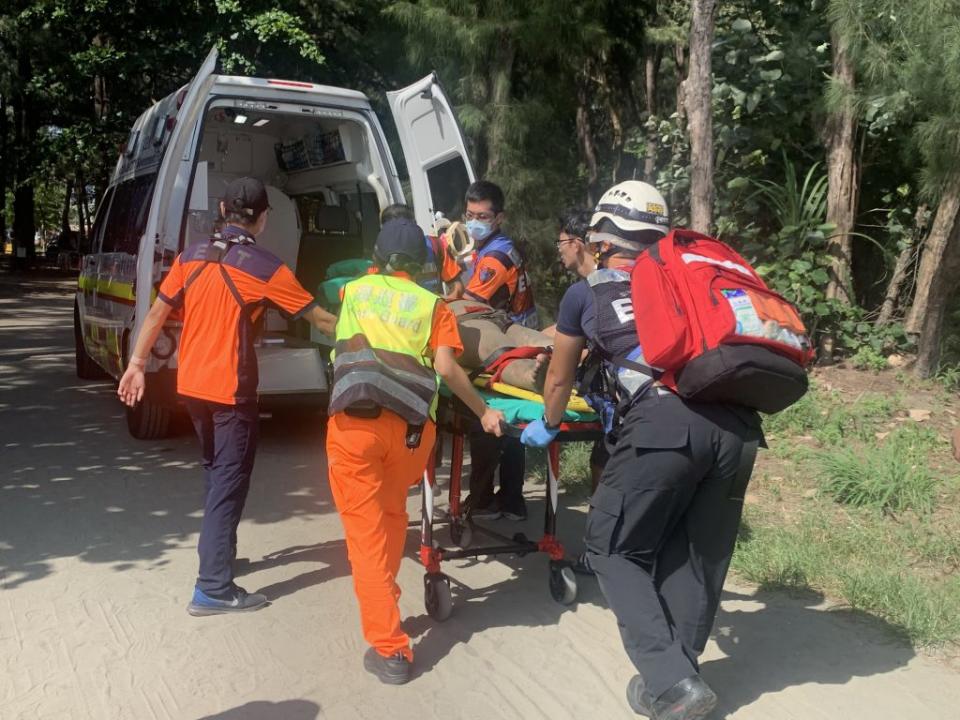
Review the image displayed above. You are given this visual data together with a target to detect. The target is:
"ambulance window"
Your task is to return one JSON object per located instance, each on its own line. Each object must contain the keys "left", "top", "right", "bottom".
{"left": 426, "top": 157, "right": 470, "bottom": 223}
{"left": 90, "top": 187, "right": 115, "bottom": 254}
{"left": 101, "top": 174, "right": 157, "bottom": 255}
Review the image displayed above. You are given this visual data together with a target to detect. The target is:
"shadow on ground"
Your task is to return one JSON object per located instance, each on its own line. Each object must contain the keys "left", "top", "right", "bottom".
{"left": 196, "top": 700, "right": 321, "bottom": 719}
{"left": 0, "top": 275, "right": 335, "bottom": 590}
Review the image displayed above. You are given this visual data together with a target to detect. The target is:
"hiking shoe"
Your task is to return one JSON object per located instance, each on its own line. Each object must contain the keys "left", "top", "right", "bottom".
{"left": 571, "top": 551, "right": 596, "bottom": 576}
{"left": 500, "top": 507, "right": 527, "bottom": 521}
{"left": 187, "top": 586, "right": 268, "bottom": 617}
{"left": 363, "top": 647, "right": 412, "bottom": 685}
{"left": 628, "top": 674, "right": 717, "bottom": 720}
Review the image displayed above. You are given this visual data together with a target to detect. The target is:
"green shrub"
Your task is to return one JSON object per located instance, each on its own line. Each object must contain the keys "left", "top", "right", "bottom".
{"left": 850, "top": 345, "right": 888, "bottom": 371}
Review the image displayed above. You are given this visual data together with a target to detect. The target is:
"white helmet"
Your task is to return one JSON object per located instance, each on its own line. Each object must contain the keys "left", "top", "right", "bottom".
{"left": 589, "top": 181, "right": 669, "bottom": 250}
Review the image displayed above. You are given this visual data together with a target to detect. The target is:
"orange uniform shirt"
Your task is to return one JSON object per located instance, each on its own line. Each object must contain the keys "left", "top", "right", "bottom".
{"left": 437, "top": 241, "right": 462, "bottom": 284}
{"left": 158, "top": 230, "right": 316, "bottom": 404}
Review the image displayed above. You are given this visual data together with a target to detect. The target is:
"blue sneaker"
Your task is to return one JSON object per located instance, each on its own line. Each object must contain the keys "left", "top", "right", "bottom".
{"left": 187, "top": 585, "right": 268, "bottom": 617}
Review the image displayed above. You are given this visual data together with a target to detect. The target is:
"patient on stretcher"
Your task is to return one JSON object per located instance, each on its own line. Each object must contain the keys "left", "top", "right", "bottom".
{"left": 447, "top": 300, "right": 552, "bottom": 393}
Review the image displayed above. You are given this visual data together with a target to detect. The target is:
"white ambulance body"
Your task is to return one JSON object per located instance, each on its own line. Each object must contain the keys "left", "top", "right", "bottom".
{"left": 75, "top": 48, "right": 475, "bottom": 438}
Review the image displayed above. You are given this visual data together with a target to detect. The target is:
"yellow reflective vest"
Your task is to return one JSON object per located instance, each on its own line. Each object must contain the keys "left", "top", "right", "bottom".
{"left": 329, "top": 273, "right": 440, "bottom": 425}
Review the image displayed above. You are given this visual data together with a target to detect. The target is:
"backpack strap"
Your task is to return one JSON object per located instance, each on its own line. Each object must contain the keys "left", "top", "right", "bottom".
{"left": 182, "top": 240, "right": 245, "bottom": 309}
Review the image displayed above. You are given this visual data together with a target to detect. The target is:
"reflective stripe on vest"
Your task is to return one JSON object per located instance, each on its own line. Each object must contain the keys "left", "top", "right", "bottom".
{"left": 587, "top": 268, "right": 654, "bottom": 400}
{"left": 330, "top": 274, "right": 439, "bottom": 424}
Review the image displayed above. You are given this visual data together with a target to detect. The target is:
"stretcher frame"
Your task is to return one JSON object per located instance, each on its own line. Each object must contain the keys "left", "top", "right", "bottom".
{"left": 417, "top": 394, "right": 603, "bottom": 621}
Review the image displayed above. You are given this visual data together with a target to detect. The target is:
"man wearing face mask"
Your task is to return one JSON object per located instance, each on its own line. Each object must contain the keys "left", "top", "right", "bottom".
{"left": 459, "top": 180, "right": 538, "bottom": 521}
{"left": 460, "top": 180, "right": 538, "bottom": 329}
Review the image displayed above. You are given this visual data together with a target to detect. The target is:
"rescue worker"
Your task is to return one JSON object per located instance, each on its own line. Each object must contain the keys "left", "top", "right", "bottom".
{"left": 326, "top": 217, "right": 504, "bottom": 685}
{"left": 460, "top": 180, "right": 536, "bottom": 521}
{"left": 549, "top": 208, "right": 608, "bottom": 496}
{"left": 521, "top": 181, "right": 764, "bottom": 720}
{"left": 118, "top": 177, "right": 338, "bottom": 616}
{"left": 379, "top": 203, "right": 464, "bottom": 299}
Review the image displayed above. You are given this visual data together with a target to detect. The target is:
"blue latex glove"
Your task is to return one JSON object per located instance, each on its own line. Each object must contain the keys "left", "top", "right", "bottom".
{"left": 521, "top": 418, "right": 560, "bottom": 447}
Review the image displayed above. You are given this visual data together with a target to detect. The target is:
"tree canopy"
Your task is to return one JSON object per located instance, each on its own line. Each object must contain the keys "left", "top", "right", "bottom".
{"left": 4, "top": 0, "right": 960, "bottom": 377}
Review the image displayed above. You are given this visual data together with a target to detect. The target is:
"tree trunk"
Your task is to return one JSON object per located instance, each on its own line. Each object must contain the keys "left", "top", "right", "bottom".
{"left": 817, "top": 29, "right": 861, "bottom": 360}
{"left": 876, "top": 204, "right": 927, "bottom": 327}
{"left": 11, "top": 48, "right": 36, "bottom": 268}
{"left": 575, "top": 74, "right": 600, "bottom": 207}
{"left": 0, "top": 93, "right": 7, "bottom": 248}
{"left": 644, "top": 46, "right": 662, "bottom": 182}
{"left": 674, "top": 42, "right": 687, "bottom": 128}
{"left": 907, "top": 177, "right": 960, "bottom": 336}
{"left": 76, "top": 175, "right": 88, "bottom": 252}
{"left": 823, "top": 30, "right": 859, "bottom": 309}
{"left": 61, "top": 178, "right": 74, "bottom": 237}
{"left": 912, "top": 182, "right": 960, "bottom": 377}
{"left": 484, "top": 34, "right": 515, "bottom": 179}
{"left": 687, "top": 0, "right": 717, "bottom": 234}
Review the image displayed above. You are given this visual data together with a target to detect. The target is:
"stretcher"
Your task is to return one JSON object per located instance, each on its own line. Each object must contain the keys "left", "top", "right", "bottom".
{"left": 418, "top": 379, "right": 603, "bottom": 621}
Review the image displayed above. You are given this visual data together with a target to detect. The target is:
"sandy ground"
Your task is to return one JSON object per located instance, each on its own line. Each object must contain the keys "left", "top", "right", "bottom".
{"left": 2, "top": 274, "right": 959, "bottom": 720}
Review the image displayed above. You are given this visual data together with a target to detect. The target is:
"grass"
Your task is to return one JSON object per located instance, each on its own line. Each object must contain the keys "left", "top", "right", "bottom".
{"left": 736, "top": 378, "right": 960, "bottom": 647}
{"left": 817, "top": 425, "right": 941, "bottom": 514}
{"left": 528, "top": 441, "right": 595, "bottom": 495}
{"left": 733, "top": 505, "right": 960, "bottom": 645}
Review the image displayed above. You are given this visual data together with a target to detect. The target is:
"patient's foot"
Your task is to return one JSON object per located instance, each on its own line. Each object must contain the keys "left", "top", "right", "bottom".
{"left": 533, "top": 352, "right": 550, "bottom": 394}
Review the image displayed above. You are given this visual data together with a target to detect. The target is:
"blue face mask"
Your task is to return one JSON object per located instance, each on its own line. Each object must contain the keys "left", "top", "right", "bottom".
{"left": 466, "top": 219, "right": 494, "bottom": 242}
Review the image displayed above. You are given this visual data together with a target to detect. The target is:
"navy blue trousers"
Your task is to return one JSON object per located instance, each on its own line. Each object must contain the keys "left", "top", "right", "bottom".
{"left": 185, "top": 398, "right": 259, "bottom": 596}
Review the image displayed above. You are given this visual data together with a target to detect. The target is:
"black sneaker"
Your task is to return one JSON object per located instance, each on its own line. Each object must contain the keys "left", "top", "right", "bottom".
{"left": 627, "top": 674, "right": 717, "bottom": 720}
{"left": 363, "top": 647, "right": 412, "bottom": 685}
{"left": 187, "top": 585, "right": 268, "bottom": 616}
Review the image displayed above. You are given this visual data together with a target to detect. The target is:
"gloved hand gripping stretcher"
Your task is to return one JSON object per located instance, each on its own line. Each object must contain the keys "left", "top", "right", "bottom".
{"left": 416, "top": 377, "right": 603, "bottom": 621}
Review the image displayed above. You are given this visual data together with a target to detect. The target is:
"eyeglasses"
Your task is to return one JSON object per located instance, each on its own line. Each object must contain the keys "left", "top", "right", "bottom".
{"left": 555, "top": 236, "right": 582, "bottom": 248}
{"left": 464, "top": 210, "right": 496, "bottom": 222}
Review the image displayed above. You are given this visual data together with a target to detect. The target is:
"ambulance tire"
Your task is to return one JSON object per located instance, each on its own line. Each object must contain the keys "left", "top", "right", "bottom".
{"left": 74, "top": 303, "right": 108, "bottom": 380}
{"left": 125, "top": 390, "right": 173, "bottom": 440}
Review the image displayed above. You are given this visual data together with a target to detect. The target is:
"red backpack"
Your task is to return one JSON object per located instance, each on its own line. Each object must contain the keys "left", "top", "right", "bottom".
{"left": 630, "top": 229, "right": 814, "bottom": 414}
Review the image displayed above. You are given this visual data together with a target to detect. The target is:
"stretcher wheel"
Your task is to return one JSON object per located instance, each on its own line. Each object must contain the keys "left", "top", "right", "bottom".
{"left": 549, "top": 562, "right": 578, "bottom": 605}
{"left": 449, "top": 520, "right": 473, "bottom": 550}
{"left": 424, "top": 574, "right": 453, "bottom": 621}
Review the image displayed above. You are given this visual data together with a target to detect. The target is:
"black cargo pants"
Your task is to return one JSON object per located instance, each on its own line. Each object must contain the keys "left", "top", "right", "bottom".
{"left": 585, "top": 390, "right": 763, "bottom": 699}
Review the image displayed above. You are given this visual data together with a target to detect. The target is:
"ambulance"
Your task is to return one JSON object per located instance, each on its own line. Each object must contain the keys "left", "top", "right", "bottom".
{"left": 75, "top": 48, "right": 475, "bottom": 438}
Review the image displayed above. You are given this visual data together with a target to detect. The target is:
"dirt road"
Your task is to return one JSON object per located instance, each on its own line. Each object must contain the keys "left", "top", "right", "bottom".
{"left": 2, "top": 275, "right": 958, "bottom": 719}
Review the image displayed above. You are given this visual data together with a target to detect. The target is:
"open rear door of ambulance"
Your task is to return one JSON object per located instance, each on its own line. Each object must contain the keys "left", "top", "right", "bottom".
{"left": 387, "top": 73, "right": 476, "bottom": 236}
{"left": 135, "top": 46, "right": 219, "bottom": 340}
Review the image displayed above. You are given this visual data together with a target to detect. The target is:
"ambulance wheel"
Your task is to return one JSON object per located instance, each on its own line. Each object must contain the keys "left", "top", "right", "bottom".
{"left": 449, "top": 520, "right": 473, "bottom": 550}
{"left": 424, "top": 574, "right": 453, "bottom": 622}
{"left": 125, "top": 390, "right": 173, "bottom": 440}
{"left": 549, "top": 561, "right": 578, "bottom": 605}
{"left": 74, "top": 303, "right": 107, "bottom": 380}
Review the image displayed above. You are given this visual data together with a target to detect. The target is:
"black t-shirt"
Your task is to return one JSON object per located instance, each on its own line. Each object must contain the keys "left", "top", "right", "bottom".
{"left": 555, "top": 279, "right": 595, "bottom": 338}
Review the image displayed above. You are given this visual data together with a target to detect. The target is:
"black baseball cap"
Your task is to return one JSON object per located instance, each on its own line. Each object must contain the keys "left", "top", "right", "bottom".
{"left": 223, "top": 177, "right": 270, "bottom": 218}
{"left": 374, "top": 218, "right": 426, "bottom": 265}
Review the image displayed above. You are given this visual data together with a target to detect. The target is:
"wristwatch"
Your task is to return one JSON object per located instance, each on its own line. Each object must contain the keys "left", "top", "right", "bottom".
{"left": 542, "top": 415, "right": 560, "bottom": 431}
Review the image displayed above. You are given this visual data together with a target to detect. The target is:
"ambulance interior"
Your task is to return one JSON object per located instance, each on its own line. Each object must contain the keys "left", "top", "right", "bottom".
{"left": 185, "top": 105, "right": 386, "bottom": 342}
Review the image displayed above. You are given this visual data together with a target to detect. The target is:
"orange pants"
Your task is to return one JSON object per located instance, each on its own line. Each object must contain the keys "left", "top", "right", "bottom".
{"left": 326, "top": 410, "right": 436, "bottom": 661}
